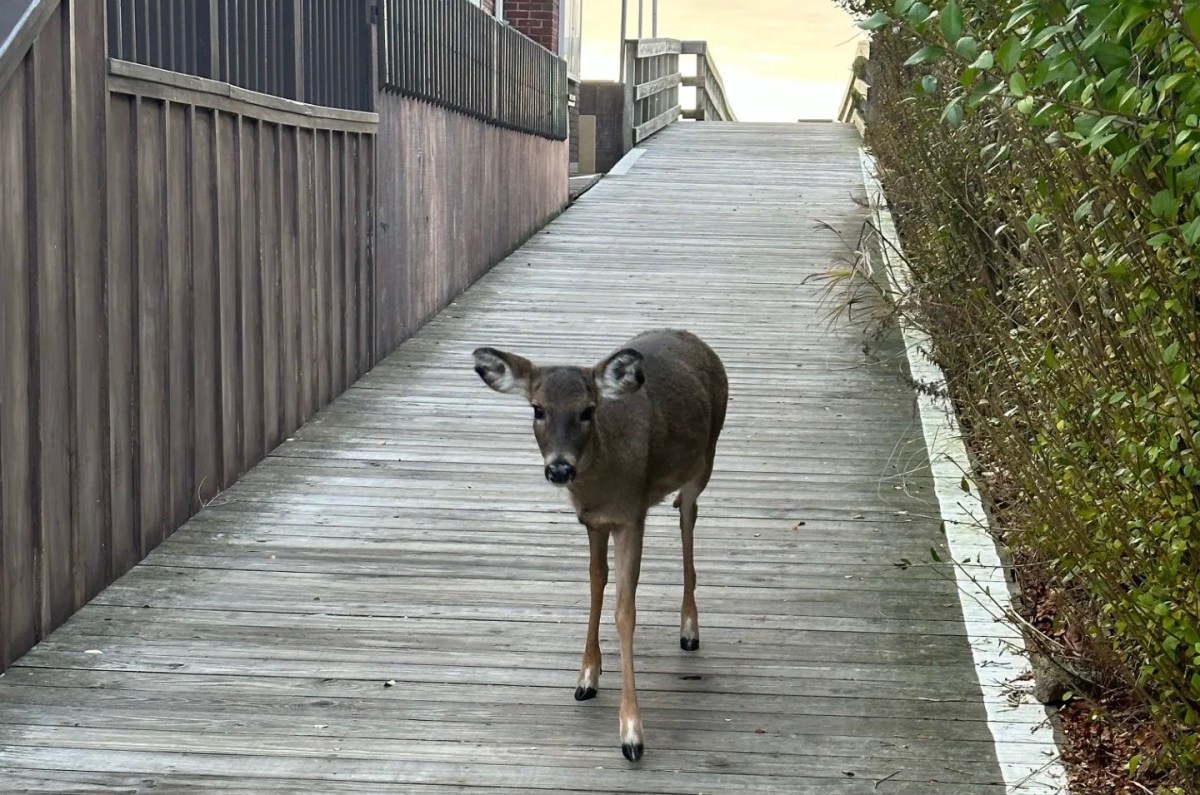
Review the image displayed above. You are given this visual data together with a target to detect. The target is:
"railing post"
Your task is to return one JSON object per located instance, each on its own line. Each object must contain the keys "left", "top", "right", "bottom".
{"left": 622, "top": 39, "right": 636, "bottom": 152}
{"left": 694, "top": 46, "right": 707, "bottom": 121}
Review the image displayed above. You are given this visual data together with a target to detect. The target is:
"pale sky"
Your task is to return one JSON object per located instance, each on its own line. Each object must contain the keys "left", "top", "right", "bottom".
{"left": 580, "top": 0, "right": 863, "bottom": 121}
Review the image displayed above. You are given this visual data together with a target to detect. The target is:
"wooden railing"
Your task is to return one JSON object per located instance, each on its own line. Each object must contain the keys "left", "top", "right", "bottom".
{"left": 621, "top": 37, "right": 735, "bottom": 150}
{"left": 682, "top": 41, "right": 734, "bottom": 122}
{"left": 837, "top": 38, "right": 871, "bottom": 134}
{"left": 105, "top": 0, "right": 375, "bottom": 112}
{"left": 378, "top": 0, "right": 569, "bottom": 140}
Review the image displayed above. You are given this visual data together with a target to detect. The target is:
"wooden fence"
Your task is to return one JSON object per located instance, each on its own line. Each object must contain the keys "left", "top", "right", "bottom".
{"left": 0, "top": 0, "right": 568, "bottom": 670}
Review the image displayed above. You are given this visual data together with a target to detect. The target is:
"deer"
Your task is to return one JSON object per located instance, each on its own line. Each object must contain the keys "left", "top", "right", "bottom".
{"left": 471, "top": 328, "right": 728, "bottom": 762}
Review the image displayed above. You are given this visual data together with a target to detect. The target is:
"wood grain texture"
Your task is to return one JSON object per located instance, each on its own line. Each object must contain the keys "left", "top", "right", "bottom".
{"left": 373, "top": 93, "right": 569, "bottom": 356}
{"left": 0, "top": 5, "right": 380, "bottom": 671}
{"left": 0, "top": 123, "right": 1010, "bottom": 792}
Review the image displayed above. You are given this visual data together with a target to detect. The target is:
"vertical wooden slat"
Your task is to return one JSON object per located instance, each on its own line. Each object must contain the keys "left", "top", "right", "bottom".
{"left": 33, "top": 13, "right": 74, "bottom": 631}
{"left": 333, "top": 132, "right": 348, "bottom": 396}
{"left": 191, "top": 107, "right": 220, "bottom": 506}
{"left": 310, "top": 131, "right": 327, "bottom": 411}
{"left": 0, "top": 60, "right": 37, "bottom": 667}
{"left": 297, "top": 127, "right": 316, "bottom": 425}
{"left": 260, "top": 123, "right": 282, "bottom": 448}
{"left": 239, "top": 117, "right": 264, "bottom": 469}
{"left": 217, "top": 111, "right": 242, "bottom": 486}
{"left": 166, "top": 103, "right": 193, "bottom": 526}
{"left": 67, "top": 0, "right": 112, "bottom": 604}
{"left": 136, "top": 98, "right": 167, "bottom": 557}
{"left": 342, "top": 132, "right": 357, "bottom": 386}
{"left": 360, "top": 133, "right": 374, "bottom": 369}
{"left": 279, "top": 127, "right": 299, "bottom": 437}
{"left": 106, "top": 95, "right": 138, "bottom": 580}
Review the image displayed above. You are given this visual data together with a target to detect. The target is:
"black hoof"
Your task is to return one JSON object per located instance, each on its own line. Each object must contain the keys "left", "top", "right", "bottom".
{"left": 574, "top": 686, "right": 597, "bottom": 701}
{"left": 680, "top": 636, "right": 700, "bottom": 651}
{"left": 622, "top": 742, "right": 644, "bottom": 762}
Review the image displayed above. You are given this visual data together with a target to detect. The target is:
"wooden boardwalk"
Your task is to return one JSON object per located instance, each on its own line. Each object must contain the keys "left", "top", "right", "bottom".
{"left": 0, "top": 123, "right": 1019, "bottom": 793}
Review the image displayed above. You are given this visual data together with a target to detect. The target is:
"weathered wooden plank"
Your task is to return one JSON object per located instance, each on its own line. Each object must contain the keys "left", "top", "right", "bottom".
{"left": 216, "top": 109, "right": 243, "bottom": 488}
{"left": 279, "top": 124, "right": 300, "bottom": 438}
{"left": 165, "top": 103, "right": 193, "bottom": 528}
{"left": 0, "top": 58, "right": 37, "bottom": 666}
{"left": 33, "top": 15, "right": 75, "bottom": 630}
{"left": 68, "top": 0, "right": 111, "bottom": 605}
{"left": 135, "top": 97, "right": 168, "bottom": 556}
{"left": 238, "top": 116, "right": 265, "bottom": 468}
{"left": 106, "top": 94, "right": 139, "bottom": 578}
{"left": 298, "top": 126, "right": 317, "bottom": 426}
{"left": 191, "top": 106, "right": 221, "bottom": 508}
{"left": 260, "top": 122, "right": 282, "bottom": 448}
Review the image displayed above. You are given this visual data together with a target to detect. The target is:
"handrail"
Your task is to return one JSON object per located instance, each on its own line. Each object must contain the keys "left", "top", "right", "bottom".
{"left": 0, "top": 0, "right": 57, "bottom": 90}
{"left": 681, "top": 41, "right": 735, "bottom": 122}
{"left": 621, "top": 37, "right": 735, "bottom": 151}
{"left": 837, "top": 38, "right": 871, "bottom": 134}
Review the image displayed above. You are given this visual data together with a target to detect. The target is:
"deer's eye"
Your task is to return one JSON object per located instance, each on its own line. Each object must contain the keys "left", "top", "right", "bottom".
{"left": 580, "top": 407, "right": 595, "bottom": 423}
{"left": 532, "top": 406, "right": 545, "bottom": 421}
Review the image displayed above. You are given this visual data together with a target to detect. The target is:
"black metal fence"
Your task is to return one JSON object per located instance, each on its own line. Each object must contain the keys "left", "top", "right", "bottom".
{"left": 378, "top": 0, "right": 568, "bottom": 140}
{"left": 105, "top": 0, "right": 374, "bottom": 112}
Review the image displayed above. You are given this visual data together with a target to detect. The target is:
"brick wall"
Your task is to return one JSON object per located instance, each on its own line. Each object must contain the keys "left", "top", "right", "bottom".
{"left": 578, "top": 81, "right": 626, "bottom": 173}
{"left": 504, "top": 0, "right": 559, "bottom": 54}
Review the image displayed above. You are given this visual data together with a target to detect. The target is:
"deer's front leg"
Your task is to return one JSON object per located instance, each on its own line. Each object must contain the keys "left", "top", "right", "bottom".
{"left": 613, "top": 522, "right": 645, "bottom": 761}
{"left": 575, "top": 525, "right": 609, "bottom": 701}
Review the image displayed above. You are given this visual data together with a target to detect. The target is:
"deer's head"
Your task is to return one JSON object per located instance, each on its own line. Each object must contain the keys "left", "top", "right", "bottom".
{"left": 472, "top": 346, "right": 645, "bottom": 485}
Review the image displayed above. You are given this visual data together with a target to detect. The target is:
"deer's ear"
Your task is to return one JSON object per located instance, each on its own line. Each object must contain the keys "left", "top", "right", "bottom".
{"left": 473, "top": 347, "right": 533, "bottom": 396}
{"left": 595, "top": 348, "right": 644, "bottom": 400}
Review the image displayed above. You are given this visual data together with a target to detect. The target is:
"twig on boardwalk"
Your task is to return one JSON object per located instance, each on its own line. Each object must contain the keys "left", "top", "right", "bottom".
{"left": 874, "top": 770, "right": 901, "bottom": 789}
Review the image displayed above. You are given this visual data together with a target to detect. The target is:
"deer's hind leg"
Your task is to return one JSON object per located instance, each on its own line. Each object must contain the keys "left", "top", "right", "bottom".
{"left": 674, "top": 472, "right": 708, "bottom": 652}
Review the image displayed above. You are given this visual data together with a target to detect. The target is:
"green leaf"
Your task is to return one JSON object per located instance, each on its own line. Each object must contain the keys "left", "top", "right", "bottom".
{"left": 920, "top": 74, "right": 939, "bottom": 95}
{"left": 941, "top": 0, "right": 963, "bottom": 43}
{"left": 892, "top": 0, "right": 917, "bottom": 14}
{"left": 1044, "top": 343, "right": 1058, "bottom": 368}
{"left": 1017, "top": 95, "right": 1035, "bottom": 113}
{"left": 904, "top": 45, "right": 946, "bottom": 66}
{"left": 997, "top": 36, "right": 1023, "bottom": 72}
{"left": 1009, "top": 72, "right": 1027, "bottom": 97}
{"left": 970, "top": 51, "right": 994, "bottom": 70}
{"left": 1165, "top": 341, "right": 1180, "bottom": 365}
{"left": 941, "top": 98, "right": 964, "bottom": 128}
{"left": 907, "top": 2, "right": 932, "bottom": 25}
{"left": 955, "top": 36, "right": 979, "bottom": 61}
{"left": 929, "top": 547, "right": 943, "bottom": 563}
{"left": 1150, "top": 190, "right": 1179, "bottom": 220}
{"left": 1129, "top": 754, "right": 1143, "bottom": 776}
{"left": 1118, "top": 5, "right": 1151, "bottom": 37}
{"left": 1185, "top": 5, "right": 1200, "bottom": 43}
{"left": 858, "top": 11, "right": 891, "bottom": 31}
{"left": 1006, "top": 1, "right": 1039, "bottom": 31}
{"left": 968, "top": 78, "right": 1001, "bottom": 108}
{"left": 1183, "top": 217, "right": 1200, "bottom": 247}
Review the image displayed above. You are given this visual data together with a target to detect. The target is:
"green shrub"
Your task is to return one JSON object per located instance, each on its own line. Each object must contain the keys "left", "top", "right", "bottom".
{"left": 842, "top": 0, "right": 1200, "bottom": 784}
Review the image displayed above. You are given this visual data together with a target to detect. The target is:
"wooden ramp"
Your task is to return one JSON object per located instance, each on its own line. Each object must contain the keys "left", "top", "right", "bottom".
{"left": 0, "top": 123, "right": 1015, "bottom": 793}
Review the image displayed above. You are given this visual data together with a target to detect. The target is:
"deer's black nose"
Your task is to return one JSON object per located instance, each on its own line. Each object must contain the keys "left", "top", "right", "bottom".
{"left": 545, "top": 461, "right": 575, "bottom": 484}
